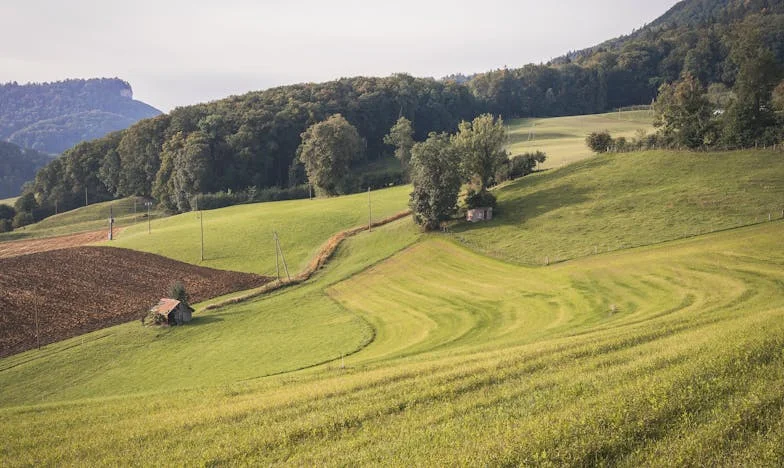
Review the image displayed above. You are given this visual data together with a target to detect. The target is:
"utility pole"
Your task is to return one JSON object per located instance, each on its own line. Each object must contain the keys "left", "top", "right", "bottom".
{"left": 85, "top": 187, "right": 88, "bottom": 207}
{"left": 108, "top": 206, "right": 115, "bottom": 241}
{"left": 199, "top": 210, "right": 204, "bottom": 261}
{"left": 368, "top": 187, "right": 372, "bottom": 232}
{"left": 273, "top": 232, "right": 291, "bottom": 281}
{"left": 274, "top": 232, "right": 280, "bottom": 280}
{"left": 34, "top": 297, "right": 41, "bottom": 350}
{"left": 145, "top": 201, "right": 152, "bottom": 234}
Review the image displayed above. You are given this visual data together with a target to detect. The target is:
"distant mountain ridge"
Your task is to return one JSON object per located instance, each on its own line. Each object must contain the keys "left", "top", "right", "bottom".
{"left": 0, "top": 78, "right": 161, "bottom": 154}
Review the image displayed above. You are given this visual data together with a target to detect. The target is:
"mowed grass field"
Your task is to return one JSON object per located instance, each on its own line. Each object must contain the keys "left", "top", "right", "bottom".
{"left": 506, "top": 110, "right": 654, "bottom": 168}
{"left": 1, "top": 131, "right": 783, "bottom": 463}
{"left": 109, "top": 185, "right": 411, "bottom": 275}
{"left": 453, "top": 149, "right": 784, "bottom": 265}
{"left": 2, "top": 219, "right": 782, "bottom": 464}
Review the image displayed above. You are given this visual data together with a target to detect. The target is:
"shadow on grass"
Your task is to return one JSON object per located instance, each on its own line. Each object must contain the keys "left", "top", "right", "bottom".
{"left": 450, "top": 157, "right": 611, "bottom": 235}
{"left": 189, "top": 315, "right": 225, "bottom": 326}
{"left": 452, "top": 183, "right": 592, "bottom": 235}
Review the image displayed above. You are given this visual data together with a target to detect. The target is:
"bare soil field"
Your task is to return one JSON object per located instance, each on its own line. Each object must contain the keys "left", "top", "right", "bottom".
{"left": 0, "top": 229, "right": 122, "bottom": 259}
{"left": 0, "top": 247, "right": 271, "bottom": 357}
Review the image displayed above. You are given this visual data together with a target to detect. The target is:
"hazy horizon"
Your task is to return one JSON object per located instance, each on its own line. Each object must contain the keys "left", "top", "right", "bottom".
{"left": 0, "top": 0, "right": 679, "bottom": 112}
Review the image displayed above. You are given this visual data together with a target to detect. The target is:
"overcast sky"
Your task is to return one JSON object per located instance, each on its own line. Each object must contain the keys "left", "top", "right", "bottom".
{"left": 0, "top": 0, "right": 679, "bottom": 112}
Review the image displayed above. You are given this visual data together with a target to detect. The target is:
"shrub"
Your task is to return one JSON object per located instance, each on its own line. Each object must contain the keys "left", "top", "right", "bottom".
{"left": 356, "top": 169, "right": 406, "bottom": 191}
{"left": 12, "top": 211, "right": 34, "bottom": 228}
{"left": 586, "top": 131, "right": 613, "bottom": 153}
{"left": 0, "top": 204, "right": 15, "bottom": 221}
{"left": 509, "top": 151, "right": 547, "bottom": 180}
{"left": 0, "top": 218, "right": 12, "bottom": 233}
{"left": 191, "top": 185, "right": 310, "bottom": 211}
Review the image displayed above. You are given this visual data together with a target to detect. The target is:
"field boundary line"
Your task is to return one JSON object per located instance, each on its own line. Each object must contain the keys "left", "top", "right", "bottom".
{"left": 203, "top": 210, "right": 412, "bottom": 311}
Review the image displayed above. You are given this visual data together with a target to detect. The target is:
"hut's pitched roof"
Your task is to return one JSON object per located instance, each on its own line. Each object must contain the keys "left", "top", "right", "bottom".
{"left": 151, "top": 298, "right": 182, "bottom": 317}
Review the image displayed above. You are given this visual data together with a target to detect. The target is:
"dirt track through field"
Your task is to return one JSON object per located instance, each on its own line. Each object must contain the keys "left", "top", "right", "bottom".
{"left": 0, "top": 246, "right": 271, "bottom": 357}
{"left": 0, "top": 229, "right": 123, "bottom": 259}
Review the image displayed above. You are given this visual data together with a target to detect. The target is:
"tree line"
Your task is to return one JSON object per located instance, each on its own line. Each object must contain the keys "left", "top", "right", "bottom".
{"left": 21, "top": 75, "right": 478, "bottom": 221}
{"left": 15, "top": 2, "right": 784, "bottom": 226}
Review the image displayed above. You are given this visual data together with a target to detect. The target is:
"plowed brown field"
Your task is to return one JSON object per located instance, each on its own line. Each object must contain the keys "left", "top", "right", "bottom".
{"left": 0, "top": 247, "right": 271, "bottom": 357}
{"left": 0, "top": 229, "right": 122, "bottom": 259}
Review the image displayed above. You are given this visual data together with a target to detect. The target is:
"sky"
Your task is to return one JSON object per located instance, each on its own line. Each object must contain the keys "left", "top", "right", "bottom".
{"left": 0, "top": 0, "right": 679, "bottom": 112}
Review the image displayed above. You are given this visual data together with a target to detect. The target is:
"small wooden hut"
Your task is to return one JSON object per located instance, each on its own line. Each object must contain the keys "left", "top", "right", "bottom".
{"left": 150, "top": 298, "right": 193, "bottom": 325}
{"left": 466, "top": 207, "right": 493, "bottom": 223}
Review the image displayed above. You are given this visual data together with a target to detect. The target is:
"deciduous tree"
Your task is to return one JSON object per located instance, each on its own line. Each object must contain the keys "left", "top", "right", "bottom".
{"left": 409, "top": 133, "right": 462, "bottom": 231}
{"left": 297, "top": 114, "right": 365, "bottom": 196}
{"left": 653, "top": 74, "right": 715, "bottom": 149}
{"left": 452, "top": 114, "right": 509, "bottom": 190}
{"left": 383, "top": 117, "right": 415, "bottom": 168}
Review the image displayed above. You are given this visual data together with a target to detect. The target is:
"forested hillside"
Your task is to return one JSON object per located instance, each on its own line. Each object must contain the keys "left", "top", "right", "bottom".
{"left": 19, "top": 0, "right": 784, "bottom": 222}
{"left": 518, "top": 0, "right": 784, "bottom": 111}
{"left": 26, "top": 75, "right": 476, "bottom": 217}
{"left": 0, "top": 141, "right": 53, "bottom": 199}
{"left": 0, "top": 78, "right": 161, "bottom": 154}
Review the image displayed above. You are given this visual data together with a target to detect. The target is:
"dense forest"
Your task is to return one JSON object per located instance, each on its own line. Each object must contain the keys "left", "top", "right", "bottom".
{"left": 473, "top": 0, "right": 784, "bottom": 115}
{"left": 0, "top": 141, "right": 53, "bottom": 199}
{"left": 0, "top": 78, "right": 161, "bottom": 154}
{"left": 16, "top": 0, "right": 784, "bottom": 223}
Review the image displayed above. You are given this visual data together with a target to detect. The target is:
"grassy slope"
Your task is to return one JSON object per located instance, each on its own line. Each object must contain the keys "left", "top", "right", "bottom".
{"left": 453, "top": 149, "right": 784, "bottom": 265}
{"left": 0, "top": 196, "right": 18, "bottom": 207}
{"left": 0, "top": 218, "right": 420, "bottom": 406}
{"left": 1, "top": 139, "right": 783, "bottom": 464}
{"left": 109, "top": 185, "right": 411, "bottom": 275}
{"left": 0, "top": 196, "right": 163, "bottom": 242}
{"left": 2, "top": 221, "right": 782, "bottom": 465}
{"left": 506, "top": 110, "right": 654, "bottom": 168}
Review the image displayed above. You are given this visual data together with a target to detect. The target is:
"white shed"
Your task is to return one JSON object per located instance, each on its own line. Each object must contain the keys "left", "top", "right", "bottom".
{"left": 466, "top": 207, "right": 493, "bottom": 222}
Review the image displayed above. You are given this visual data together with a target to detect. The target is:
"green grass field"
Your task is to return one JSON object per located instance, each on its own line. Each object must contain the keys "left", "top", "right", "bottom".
{"left": 2, "top": 219, "right": 782, "bottom": 464}
{"left": 2, "top": 121, "right": 784, "bottom": 464}
{"left": 0, "top": 197, "right": 164, "bottom": 242}
{"left": 453, "top": 149, "right": 784, "bottom": 265}
{"left": 506, "top": 110, "right": 654, "bottom": 168}
{"left": 109, "top": 185, "right": 411, "bottom": 275}
{"left": 0, "top": 218, "right": 420, "bottom": 406}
